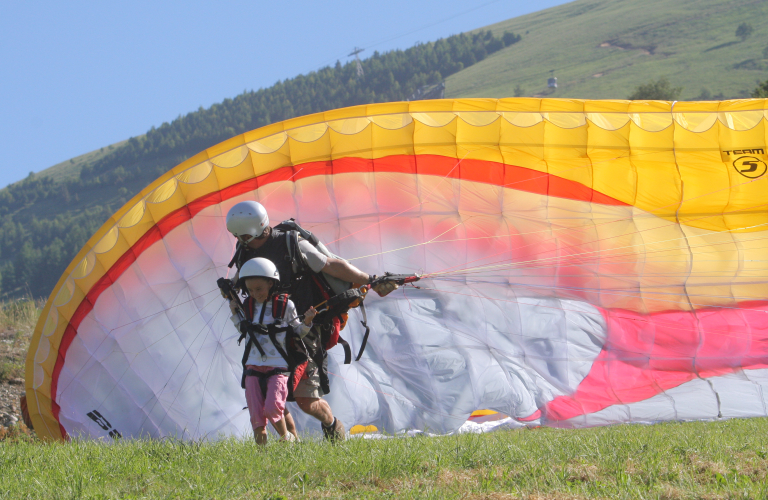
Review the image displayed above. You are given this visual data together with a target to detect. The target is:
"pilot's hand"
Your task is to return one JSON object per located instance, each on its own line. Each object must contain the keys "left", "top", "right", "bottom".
{"left": 229, "top": 299, "right": 239, "bottom": 315}
{"left": 217, "top": 277, "right": 233, "bottom": 299}
{"left": 303, "top": 306, "right": 317, "bottom": 326}
{"left": 372, "top": 281, "right": 398, "bottom": 297}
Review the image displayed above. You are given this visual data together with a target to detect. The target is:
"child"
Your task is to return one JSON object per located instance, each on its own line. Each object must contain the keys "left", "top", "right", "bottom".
{"left": 230, "top": 257, "right": 316, "bottom": 444}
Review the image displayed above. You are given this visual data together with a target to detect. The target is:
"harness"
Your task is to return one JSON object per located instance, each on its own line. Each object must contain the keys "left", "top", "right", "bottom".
{"left": 228, "top": 220, "right": 362, "bottom": 394}
{"left": 226, "top": 219, "right": 421, "bottom": 395}
{"left": 244, "top": 367, "right": 291, "bottom": 403}
{"left": 229, "top": 228, "right": 311, "bottom": 308}
{"left": 238, "top": 294, "right": 308, "bottom": 401}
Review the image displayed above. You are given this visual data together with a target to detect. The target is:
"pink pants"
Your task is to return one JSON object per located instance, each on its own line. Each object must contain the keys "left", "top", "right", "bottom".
{"left": 244, "top": 365, "right": 288, "bottom": 430}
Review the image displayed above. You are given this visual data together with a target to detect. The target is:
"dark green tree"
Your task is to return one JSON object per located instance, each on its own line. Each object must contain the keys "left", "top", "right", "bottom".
{"left": 752, "top": 80, "right": 768, "bottom": 98}
{"left": 736, "top": 22, "right": 754, "bottom": 41}
{"left": 628, "top": 77, "right": 682, "bottom": 100}
{"left": 503, "top": 31, "right": 521, "bottom": 46}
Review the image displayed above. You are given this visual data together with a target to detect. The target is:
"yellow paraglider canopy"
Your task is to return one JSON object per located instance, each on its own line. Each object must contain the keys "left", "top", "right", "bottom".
{"left": 26, "top": 98, "right": 768, "bottom": 441}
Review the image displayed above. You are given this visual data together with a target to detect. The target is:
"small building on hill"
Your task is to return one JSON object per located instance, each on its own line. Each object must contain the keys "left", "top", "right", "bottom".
{"left": 548, "top": 77, "right": 558, "bottom": 88}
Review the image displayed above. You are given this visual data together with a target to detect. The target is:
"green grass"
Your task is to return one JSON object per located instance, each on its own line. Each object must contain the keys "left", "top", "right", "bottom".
{"left": 0, "top": 299, "right": 40, "bottom": 383}
{"left": 2, "top": 419, "right": 768, "bottom": 499}
{"left": 0, "top": 359, "right": 23, "bottom": 383}
{"left": 0, "top": 300, "right": 41, "bottom": 334}
{"left": 448, "top": 0, "right": 768, "bottom": 101}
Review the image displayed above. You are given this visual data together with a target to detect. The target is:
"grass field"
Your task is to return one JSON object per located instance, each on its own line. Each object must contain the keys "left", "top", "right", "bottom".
{"left": 448, "top": 0, "right": 768, "bottom": 100}
{"left": 1, "top": 418, "right": 767, "bottom": 499}
{"left": 0, "top": 300, "right": 39, "bottom": 384}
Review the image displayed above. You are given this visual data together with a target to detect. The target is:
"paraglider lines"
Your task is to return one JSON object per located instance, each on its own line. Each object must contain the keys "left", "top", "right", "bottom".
{"left": 430, "top": 218, "right": 768, "bottom": 282}
{"left": 343, "top": 148, "right": 765, "bottom": 272}
{"left": 136, "top": 298, "right": 230, "bottom": 439}
{"left": 411, "top": 284, "right": 768, "bottom": 347}
{"left": 327, "top": 151, "right": 471, "bottom": 246}
{"left": 57, "top": 291, "right": 227, "bottom": 440}
{"left": 422, "top": 201, "right": 768, "bottom": 282}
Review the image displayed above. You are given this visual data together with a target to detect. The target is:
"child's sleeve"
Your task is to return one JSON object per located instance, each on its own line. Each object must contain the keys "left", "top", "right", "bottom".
{"left": 286, "top": 300, "right": 312, "bottom": 337}
{"left": 230, "top": 313, "right": 242, "bottom": 328}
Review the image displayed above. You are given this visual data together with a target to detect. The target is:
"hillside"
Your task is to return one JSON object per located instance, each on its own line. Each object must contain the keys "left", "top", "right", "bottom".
{"left": 448, "top": 0, "right": 768, "bottom": 99}
{"left": 0, "top": 30, "right": 517, "bottom": 299}
{"left": 3, "top": 0, "right": 768, "bottom": 300}
{"left": 35, "top": 140, "right": 128, "bottom": 184}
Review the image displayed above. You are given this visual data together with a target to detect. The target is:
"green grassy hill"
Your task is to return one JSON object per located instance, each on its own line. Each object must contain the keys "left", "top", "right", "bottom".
{"left": 448, "top": 0, "right": 768, "bottom": 99}
{"left": 35, "top": 139, "right": 128, "bottom": 184}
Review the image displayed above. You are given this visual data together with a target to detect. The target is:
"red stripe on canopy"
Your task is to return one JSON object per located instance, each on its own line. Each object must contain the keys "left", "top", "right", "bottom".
{"left": 49, "top": 154, "right": 628, "bottom": 437}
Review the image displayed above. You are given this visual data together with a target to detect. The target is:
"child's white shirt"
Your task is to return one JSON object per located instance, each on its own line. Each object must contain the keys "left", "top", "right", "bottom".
{"left": 231, "top": 299, "right": 311, "bottom": 369}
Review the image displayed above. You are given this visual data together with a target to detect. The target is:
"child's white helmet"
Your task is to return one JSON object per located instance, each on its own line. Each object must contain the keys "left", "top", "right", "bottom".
{"left": 239, "top": 257, "right": 280, "bottom": 282}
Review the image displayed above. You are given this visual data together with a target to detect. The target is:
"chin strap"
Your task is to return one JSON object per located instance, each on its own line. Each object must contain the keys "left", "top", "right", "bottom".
{"left": 239, "top": 235, "right": 256, "bottom": 245}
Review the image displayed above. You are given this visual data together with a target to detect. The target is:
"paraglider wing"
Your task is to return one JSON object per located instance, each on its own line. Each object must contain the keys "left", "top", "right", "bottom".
{"left": 26, "top": 99, "right": 768, "bottom": 440}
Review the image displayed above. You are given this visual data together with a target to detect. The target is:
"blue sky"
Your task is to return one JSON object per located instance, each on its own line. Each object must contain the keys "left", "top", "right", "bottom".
{"left": 0, "top": 0, "right": 570, "bottom": 189}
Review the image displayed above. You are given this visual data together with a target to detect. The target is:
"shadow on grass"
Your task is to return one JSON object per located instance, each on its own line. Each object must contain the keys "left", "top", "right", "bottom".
{"left": 704, "top": 40, "right": 740, "bottom": 52}
{"left": 733, "top": 58, "right": 768, "bottom": 71}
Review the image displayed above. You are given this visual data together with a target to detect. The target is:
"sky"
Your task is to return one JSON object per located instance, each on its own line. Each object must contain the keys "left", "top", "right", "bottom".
{"left": 0, "top": 0, "right": 571, "bottom": 189}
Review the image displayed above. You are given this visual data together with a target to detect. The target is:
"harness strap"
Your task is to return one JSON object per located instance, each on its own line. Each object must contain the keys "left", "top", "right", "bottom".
{"left": 355, "top": 301, "right": 370, "bottom": 362}
{"left": 244, "top": 367, "right": 291, "bottom": 399}
{"left": 227, "top": 242, "right": 243, "bottom": 269}
{"left": 285, "top": 231, "right": 297, "bottom": 272}
{"left": 354, "top": 329, "right": 370, "bottom": 362}
{"left": 240, "top": 335, "right": 267, "bottom": 388}
{"left": 239, "top": 299, "right": 267, "bottom": 386}
{"left": 268, "top": 328, "right": 292, "bottom": 367}
{"left": 248, "top": 299, "right": 293, "bottom": 365}
{"left": 259, "top": 298, "right": 294, "bottom": 366}
{"left": 272, "top": 294, "right": 289, "bottom": 320}
{"left": 236, "top": 294, "right": 251, "bottom": 346}
{"left": 339, "top": 337, "right": 352, "bottom": 364}
{"left": 285, "top": 229, "right": 312, "bottom": 274}
{"left": 257, "top": 300, "right": 267, "bottom": 322}
{"left": 249, "top": 300, "right": 268, "bottom": 359}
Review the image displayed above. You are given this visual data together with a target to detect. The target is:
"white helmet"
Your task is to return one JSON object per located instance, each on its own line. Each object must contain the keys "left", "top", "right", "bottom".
{"left": 226, "top": 201, "right": 269, "bottom": 244}
{"left": 239, "top": 257, "right": 280, "bottom": 283}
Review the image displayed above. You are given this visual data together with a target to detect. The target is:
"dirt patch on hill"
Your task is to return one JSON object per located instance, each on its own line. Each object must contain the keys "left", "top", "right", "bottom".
{"left": 599, "top": 40, "right": 655, "bottom": 55}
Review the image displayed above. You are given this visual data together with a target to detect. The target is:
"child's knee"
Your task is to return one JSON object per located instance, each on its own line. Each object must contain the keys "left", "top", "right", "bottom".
{"left": 265, "top": 406, "right": 284, "bottom": 422}
{"left": 254, "top": 426, "right": 267, "bottom": 445}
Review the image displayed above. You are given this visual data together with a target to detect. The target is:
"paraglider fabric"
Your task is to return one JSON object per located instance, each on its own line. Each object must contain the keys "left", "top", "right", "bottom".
{"left": 25, "top": 98, "right": 768, "bottom": 441}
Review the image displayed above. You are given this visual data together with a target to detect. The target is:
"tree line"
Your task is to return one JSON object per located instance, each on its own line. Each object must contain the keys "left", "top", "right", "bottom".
{"left": 0, "top": 29, "right": 520, "bottom": 299}
{"left": 0, "top": 208, "right": 111, "bottom": 298}
{"left": 84, "top": 29, "right": 520, "bottom": 184}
